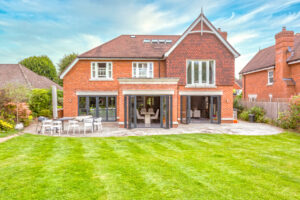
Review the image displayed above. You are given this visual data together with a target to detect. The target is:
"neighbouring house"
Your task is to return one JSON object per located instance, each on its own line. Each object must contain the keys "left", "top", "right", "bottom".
{"left": 60, "top": 12, "right": 240, "bottom": 129}
{"left": 234, "top": 78, "right": 242, "bottom": 96}
{"left": 240, "top": 27, "right": 300, "bottom": 102}
{"left": 0, "top": 64, "right": 62, "bottom": 90}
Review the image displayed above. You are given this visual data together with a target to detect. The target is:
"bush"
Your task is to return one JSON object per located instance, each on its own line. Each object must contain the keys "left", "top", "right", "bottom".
{"left": 0, "top": 119, "right": 14, "bottom": 131}
{"left": 239, "top": 110, "right": 249, "bottom": 121}
{"left": 277, "top": 97, "right": 300, "bottom": 130}
{"left": 39, "top": 109, "right": 52, "bottom": 118}
{"left": 249, "top": 106, "right": 265, "bottom": 122}
{"left": 233, "top": 98, "right": 244, "bottom": 115}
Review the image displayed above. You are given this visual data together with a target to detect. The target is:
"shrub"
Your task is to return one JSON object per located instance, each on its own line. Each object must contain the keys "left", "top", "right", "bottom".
{"left": 277, "top": 96, "right": 300, "bottom": 130}
{"left": 39, "top": 109, "right": 52, "bottom": 118}
{"left": 233, "top": 98, "right": 244, "bottom": 115}
{"left": 249, "top": 106, "right": 265, "bottom": 122}
{"left": 239, "top": 110, "right": 249, "bottom": 121}
{"left": 0, "top": 119, "right": 14, "bottom": 131}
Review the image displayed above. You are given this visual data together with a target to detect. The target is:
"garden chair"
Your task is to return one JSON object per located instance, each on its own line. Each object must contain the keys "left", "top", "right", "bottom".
{"left": 94, "top": 118, "right": 103, "bottom": 133}
{"left": 51, "top": 121, "right": 62, "bottom": 136}
{"left": 83, "top": 118, "right": 94, "bottom": 135}
{"left": 150, "top": 109, "right": 159, "bottom": 120}
{"left": 67, "top": 120, "right": 81, "bottom": 135}
{"left": 41, "top": 120, "right": 52, "bottom": 135}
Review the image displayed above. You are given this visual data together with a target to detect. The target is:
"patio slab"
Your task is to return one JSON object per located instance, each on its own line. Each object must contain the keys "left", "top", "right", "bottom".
{"left": 24, "top": 120, "right": 283, "bottom": 137}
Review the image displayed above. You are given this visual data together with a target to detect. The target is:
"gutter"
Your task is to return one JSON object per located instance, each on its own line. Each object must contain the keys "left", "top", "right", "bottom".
{"left": 240, "top": 66, "right": 275, "bottom": 75}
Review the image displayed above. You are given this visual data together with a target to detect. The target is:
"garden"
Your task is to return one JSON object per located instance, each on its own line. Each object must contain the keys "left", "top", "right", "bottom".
{"left": 0, "top": 84, "right": 63, "bottom": 136}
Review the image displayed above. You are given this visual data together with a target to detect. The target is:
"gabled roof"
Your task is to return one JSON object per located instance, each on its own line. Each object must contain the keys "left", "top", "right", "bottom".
{"left": 240, "top": 34, "right": 300, "bottom": 74}
{"left": 0, "top": 64, "right": 62, "bottom": 90}
{"left": 79, "top": 35, "right": 180, "bottom": 58}
{"left": 164, "top": 13, "right": 240, "bottom": 58}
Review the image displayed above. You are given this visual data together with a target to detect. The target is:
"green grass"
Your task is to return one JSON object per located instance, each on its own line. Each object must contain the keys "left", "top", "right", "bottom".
{"left": 0, "top": 132, "right": 299, "bottom": 200}
{"left": 0, "top": 130, "right": 18, "bottom": 138}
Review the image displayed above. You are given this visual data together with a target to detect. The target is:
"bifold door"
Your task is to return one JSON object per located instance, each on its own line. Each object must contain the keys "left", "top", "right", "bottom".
{"left": 180, "top": 96, "right": 191, "bottom": 124}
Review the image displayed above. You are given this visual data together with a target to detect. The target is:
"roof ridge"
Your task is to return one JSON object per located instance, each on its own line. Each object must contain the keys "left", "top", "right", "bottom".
{"left": 18, "top": 64, "right": 32, "bottom": 89}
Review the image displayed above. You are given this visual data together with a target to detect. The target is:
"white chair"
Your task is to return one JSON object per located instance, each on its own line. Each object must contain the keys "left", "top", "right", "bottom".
{"left": 67, "top": 120, "right": 81, "bottom": 135}
{"left": 141, "top": 108, "right": 146, "bottom": 114}
{"left": 194, "top": 110, "right": 201, "bottom": 118}
{"left": 136, "top": 110, "right": 145, "bottom": 120}
{"left": 41, "top": 120, "right": 52, "bottom": 135}
{"left": 51, "top": 121, "right": 62, "bottom": 136}
{"left": 83, "top": 118, "right": 94, "bottom": 135}
{"left": 94, "top": 118, "right": 103, "bottom": 132}
{"left": 151, "top": 109, "right": 159, "bottom": 120}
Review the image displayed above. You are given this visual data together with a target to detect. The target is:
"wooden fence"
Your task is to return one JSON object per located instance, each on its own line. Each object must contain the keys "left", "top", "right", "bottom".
{"left": 240, "top": 101, "right": 289, "bottom": 120}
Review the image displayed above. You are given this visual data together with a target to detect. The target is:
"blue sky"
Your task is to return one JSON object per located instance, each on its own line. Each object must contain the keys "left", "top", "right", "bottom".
{"left": 0, "top": 0, "right": 300, "bottom": 77}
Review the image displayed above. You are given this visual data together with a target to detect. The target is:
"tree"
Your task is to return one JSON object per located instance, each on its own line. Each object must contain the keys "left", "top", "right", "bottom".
{"left": 3, "top": 84, "right": 31, "bottom": 123}
{"left": 19, "top": 55, "right": 58, "bottom": 83}
{"left": 58, "top": 53, "right": 78, "bottom": 75}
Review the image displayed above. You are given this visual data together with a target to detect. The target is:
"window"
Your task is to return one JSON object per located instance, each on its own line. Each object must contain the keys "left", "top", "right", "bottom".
{"left": 268, "top": 70, "right": 274, "bottom": 85}
{"left": 132, "top": 62, "right": 153, "bottom": 78}
{"left": 186, "top": 60, "right": 215, "bottom": 86}
{"left": 248, "top": 94, "right": 257, "bottom": 102}
{"left": 91, "top": 62, "right": 112, "bottom": 80}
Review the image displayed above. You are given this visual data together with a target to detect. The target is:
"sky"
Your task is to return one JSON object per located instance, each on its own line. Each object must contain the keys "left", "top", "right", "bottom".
{"left": 0, "top": 0, "right": 300, "bottom": 77}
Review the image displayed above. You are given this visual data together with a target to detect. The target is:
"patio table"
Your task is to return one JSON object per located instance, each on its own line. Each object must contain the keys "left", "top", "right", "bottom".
{"left": 141, "top": 111, "right": 155, "bottom": 127}
{"left": 57, "top": 117, "right": 74, "bottom": 131}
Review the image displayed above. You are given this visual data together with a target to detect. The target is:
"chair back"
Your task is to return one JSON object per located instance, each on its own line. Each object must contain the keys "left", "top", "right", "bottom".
{"left": 95, "top": 118, "right": 102, "bottom": 123}
{"left": 42, "top": 120, "right": 52, "bottom": 125}
{"left": 154, "top": 109, "right": 159, "bottom": 118}
{"left": 84, "top": 118, "right": 93, "bottom": 124}
{"left": 53, "top": 121, "right": 62, "bottom": 125}
{"left": 136, "top": 110, "right": 144, "bottom": 119}
{"left": 69, "top": 120, "right": 78, "bottom": 125}
{"left": 141, "top": 108, "right": 146, "bottom": 113}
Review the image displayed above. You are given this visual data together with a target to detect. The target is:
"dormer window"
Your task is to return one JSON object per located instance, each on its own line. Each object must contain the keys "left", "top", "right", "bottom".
{"left": 91, "top": 62, "right": 113, "bottom": 80}
{"left": 268, "top": 70, "right": 274, "bottom": 85}
{"left": 132, "top": 62, "right": 153, "bottom": 78}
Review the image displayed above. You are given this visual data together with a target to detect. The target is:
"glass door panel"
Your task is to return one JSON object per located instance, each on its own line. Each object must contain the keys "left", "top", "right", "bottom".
{"left": 98, "top": 97, "right": 106, "bottom": 119}
{"left": 210, "top": 96, "right": 221, "bottom": 124}
{"left": 89, "top": 97, "right": 97, "bottom": 117}
{"left": 108, "top": 97, "right": 116, "bottom": 121}
{"left": 78, "top": 97, "right": 87, "bottom": 115}
{"left": 181, "top": 96, "right": 191, "bottom": 124}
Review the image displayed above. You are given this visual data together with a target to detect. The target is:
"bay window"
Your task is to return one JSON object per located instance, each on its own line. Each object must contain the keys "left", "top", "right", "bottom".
{"left": 132, "top": 62, "right": 153, "bottom": 78}
{"left": 91, "top": 62, "right": 113, "bottom": 80}
{"left": 186, "top": 60, "right": 215, "bottom": 86}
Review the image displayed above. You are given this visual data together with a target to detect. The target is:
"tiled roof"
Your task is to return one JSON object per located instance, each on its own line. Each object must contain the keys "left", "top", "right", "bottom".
{"left": 0, "top": 64, "right": 62, "bottom": 90}
{"left": 79, "top": 35, "right": 180, "bottom": 58}
{"left": 235, "top": 79, "right": 242, "bottom": 88}
{"left": 240, "top": 34, "right": 300, "bottom": 74}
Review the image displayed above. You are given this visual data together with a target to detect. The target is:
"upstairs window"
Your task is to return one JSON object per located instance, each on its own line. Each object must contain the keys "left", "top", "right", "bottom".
{"left": 268, "top": 70, "right": 274, "bottom": 85}
{"left": 91, "top": 62, "right": 112, "bottom": 80}
{"left": 132, "top": 62, "right": 153, "bottom": 78}
{"left": 187, "top": 60, "right": 215, "bottom": 86}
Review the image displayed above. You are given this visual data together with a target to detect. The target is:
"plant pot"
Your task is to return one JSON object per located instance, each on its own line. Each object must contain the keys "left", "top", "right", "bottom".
{"left": 15, "top": 123, "right": 24, "bottom": 130}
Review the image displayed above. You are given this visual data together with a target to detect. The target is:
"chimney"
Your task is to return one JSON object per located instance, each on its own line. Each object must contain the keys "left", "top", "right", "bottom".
{"left": 274, "top": 26, "right": 295, "bottom": 95}
{"left": 218, "top": 28, "right": 227, "bottom": 40}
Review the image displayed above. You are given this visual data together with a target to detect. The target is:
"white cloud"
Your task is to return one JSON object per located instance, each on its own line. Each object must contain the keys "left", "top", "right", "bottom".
{"left": 228, "top": 32, "right": 259, "bottom": 46}
{"left": 235, "top": 52, "right": 256, "bottom": 77}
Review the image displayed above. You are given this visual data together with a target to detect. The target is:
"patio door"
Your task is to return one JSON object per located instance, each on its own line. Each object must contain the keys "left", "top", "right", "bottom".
{"left": 180, "top": 96, "right": 191, "bottom": 124}
{"left": 124, "top": 95, "right": 137, "bottom": 129}
{"left": 160, "top": 95, "right": 172, "bottom": 129}
{"left": 210, "top": 96, "right": 221, "bottom": 124}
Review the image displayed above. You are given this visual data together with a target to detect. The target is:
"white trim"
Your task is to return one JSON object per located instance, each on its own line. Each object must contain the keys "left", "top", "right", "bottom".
{"left": 91, "top": 62, "right": 113, "bottom": 80}
{"left": 179, "top": 91, "right": 223, "bottom": 96}
{"left": 76, "top": 91, "right": 118, "bottom": 96}
{"left": 241, "top": 66, "right": 275, "bottom": 75}
{"left": 118, "top": 78, "right": 179, "bottom": 85}
{"left": 189, "top": 30, "right": 214, "bottom": 34}
{"left": 287, "top": 59, "right": 300, "bottom": 65}
{"left": 221, "top": 118, "right": 234, "bottom": 120}
{"left": 60, "top": 58, "right": 79, "bottom": 79}
{"left": 123, "top": 90, "right": 174, "bottom": 95}
{"left": 164, "top": 14, "right": 240, "bottom": 58}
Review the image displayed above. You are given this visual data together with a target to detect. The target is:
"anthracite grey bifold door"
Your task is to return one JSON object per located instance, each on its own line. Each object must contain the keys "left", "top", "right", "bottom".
{"left": 180, "top": 96, "right": 191, "bottom": 124}
{"left": 124, "top": 95, "right": 137, "bottom": 129}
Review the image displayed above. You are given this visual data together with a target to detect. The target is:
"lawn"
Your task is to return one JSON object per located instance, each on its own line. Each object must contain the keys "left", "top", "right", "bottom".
{"left": 0, "top": 132, "right": 299, "bottom": 200}
{"left": 0, "top": 130, "right": 18, "bottom": 138}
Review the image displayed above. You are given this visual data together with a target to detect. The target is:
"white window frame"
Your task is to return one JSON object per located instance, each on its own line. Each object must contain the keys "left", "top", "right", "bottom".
{"left": 186, "top": 60, "right": 216, "bottom": 87}
{"left": 90, "top": 62, "right": 113, "bottom": 80}
{"left": 248, "top": 94, "right": 257, "bottom": 102}
{"left": 267, "top": 70, "right": 274, "bottom": 85}
{"left": 132, "top": 62, "right": 154, "bottom": 78}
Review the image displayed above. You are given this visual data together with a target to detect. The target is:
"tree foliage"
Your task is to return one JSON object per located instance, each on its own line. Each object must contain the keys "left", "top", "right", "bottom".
{"left": 19, "top": 55, "right": 58, "bottom": 83}
{"left": 58, "top": 53, "right": 78, "bottom": 75}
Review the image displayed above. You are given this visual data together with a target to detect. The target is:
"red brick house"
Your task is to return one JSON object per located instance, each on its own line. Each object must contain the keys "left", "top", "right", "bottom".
{"left": 60, "top": 13, "right": 240, "bottom": 129}
{"left": 240, "top": 27, "right": 300, "bottom": 101}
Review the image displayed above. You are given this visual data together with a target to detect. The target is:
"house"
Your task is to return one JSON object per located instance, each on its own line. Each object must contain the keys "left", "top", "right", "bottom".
{"left": 0, "top": 64, "right": 62, "bottom": 90}
{"left": 233, "top": 79, "right": 242, "bottom": 96}
{"left": 60, "top": 12, "right": 240, "bottom": 129}
{"left": 240, "top": 27, "right": 300, "bottom": 101}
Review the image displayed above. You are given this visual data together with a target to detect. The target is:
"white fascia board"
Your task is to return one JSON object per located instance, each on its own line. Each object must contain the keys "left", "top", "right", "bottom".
{"left": 123, "top": 90, "right": 174, "bottom": 95}
{"left": 76, "top": 91, "right": 118, "bottom": 96}
{"left": 179, "top": 91, "right": 223, "bottom": 96}
{"left": 60, "top": 58, "right": 79, "bottom": 79}
{"left": 241, "top": 66, "right": 275, "bottom": 75}
{"left": 288, "top": 59, "right": 300, "bottom": 65}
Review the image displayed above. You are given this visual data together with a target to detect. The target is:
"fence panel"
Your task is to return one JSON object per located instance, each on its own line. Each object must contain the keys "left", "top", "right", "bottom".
{"left": 240, "top": 101, "right": 289, "bottom": 120}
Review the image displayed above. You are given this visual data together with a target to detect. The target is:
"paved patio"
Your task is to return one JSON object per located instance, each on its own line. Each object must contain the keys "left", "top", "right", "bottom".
{"left": 24, "top": 120, "right": 283, "bottom": 137}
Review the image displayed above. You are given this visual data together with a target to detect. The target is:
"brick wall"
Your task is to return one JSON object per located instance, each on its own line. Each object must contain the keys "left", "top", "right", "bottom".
{"left": 290, "top": 62, "right": 300, "bottom": 95}
{"left": 166, "top": 33, "right": 234, "bottom": 86}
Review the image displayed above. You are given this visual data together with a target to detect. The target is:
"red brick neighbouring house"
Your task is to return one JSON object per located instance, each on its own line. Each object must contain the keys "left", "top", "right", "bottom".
{"left": 60, "top": 13, "right": 240, "bottom": 129}
{"left": 240, "top": 27, "right": 300, "bottom": 101}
